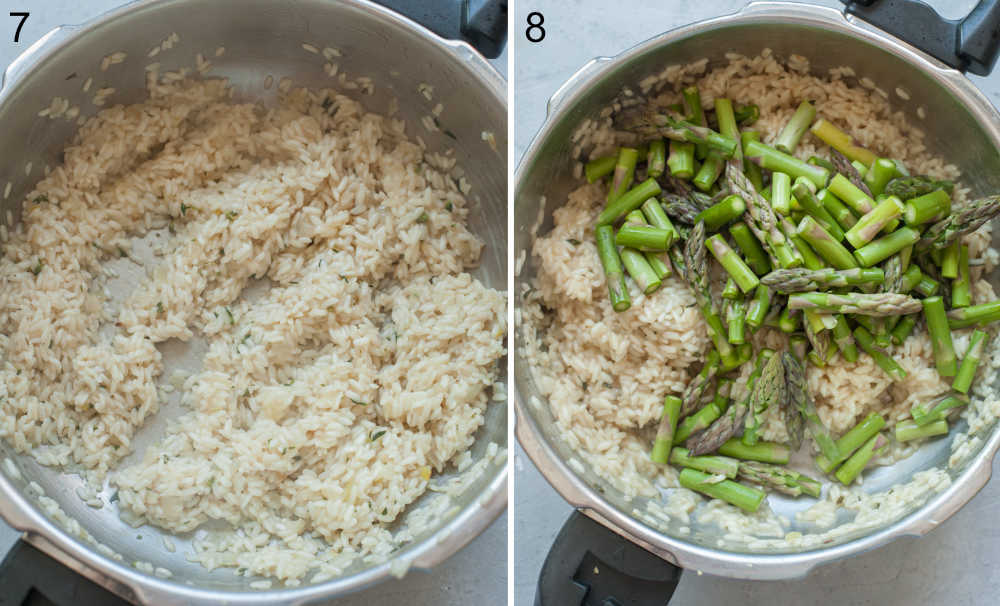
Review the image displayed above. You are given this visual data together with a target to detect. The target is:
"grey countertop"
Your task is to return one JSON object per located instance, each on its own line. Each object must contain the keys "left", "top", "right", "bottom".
{"left": 514, "top": 0, "right": 1000, "bottom": 605}
{"left": 0, "top": 2, "right": 506, "bottom": 604}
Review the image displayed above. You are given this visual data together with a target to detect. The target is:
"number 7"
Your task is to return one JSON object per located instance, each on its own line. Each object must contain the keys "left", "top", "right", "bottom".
{"left": 10, "top": 12, "right": 28, "bottom": 43}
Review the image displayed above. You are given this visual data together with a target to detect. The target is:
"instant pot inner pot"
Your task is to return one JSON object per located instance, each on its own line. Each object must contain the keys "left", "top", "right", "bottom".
{"left": 515, "top": 18, "right": 1000, "bottom": 556}
{"left": 0, "top": 0, "right": 506, "bottom": 594}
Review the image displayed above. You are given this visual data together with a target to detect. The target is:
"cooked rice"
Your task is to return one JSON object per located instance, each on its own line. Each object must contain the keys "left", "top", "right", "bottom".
{"left": 0, "top": 75, "right": 505, "bottom": 582}
{"left": 521, "top": 50, "right": 998, "bottom": 540}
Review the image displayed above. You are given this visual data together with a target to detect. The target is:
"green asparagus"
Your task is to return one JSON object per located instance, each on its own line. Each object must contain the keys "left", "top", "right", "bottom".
{"left": 651, "top": 395, "right": 683, "bottom": 464}
{"left": 595, "top": 225, "right": 630, "bottom": 311}
{"left": 787, "top": 291, "right": 922, "bottom": 316}
{"left": 923, "top": 296, "right": 958, "bottom": 377}
{"left": 678, "top": 468, "right": 766, "bottom": 513}
{"left": 761, "top": 267, "right": 884, "bottom": 292}
{"left": 953, "top": 329, "right": 987, "bottom": 394}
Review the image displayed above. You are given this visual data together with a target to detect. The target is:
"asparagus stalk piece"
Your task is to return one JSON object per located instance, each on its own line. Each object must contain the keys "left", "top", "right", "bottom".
{"left": 834, "top": 433, "right": 888, "bottom": 485}
{"left": 597, "top": 178, "right": 663, "bottom": 226}
{"left": 891, "top": 314, "right": 918, "bottom": 344}
{"left": 675, "top": 399, "right": 725, "bottom": 444}
{"left": 741, "top": 131, "right": 765, "bottom": 191}
{"left": 771, "top": 171, "right": 792, "bottom": 215}
{"left": 941, "top": 241, "right": 960, "bottom": 278}
{"left": 884, "top": 176, "right": 954, "bottom": 200}
{"left": 722, "top": 277, "right": 740, "bottom": 300}
{"left": 624, "top": 210, "right": 673, "bottom": 279}
{"left": 832, "top": 314, "right": 859, "bottom": 362}
{"left": 803, "top": 309, "right": 833, "bottom": 363}
{"left": 641, "top": 198, "right": 679, "bottom": 234}
{"left": 818, "top": 188, "right": 859, "bottom": 231}
{"left": 607, "top": 147, "right": 639, "bottom": 203}
{"left": 792, "top": 178, "right": 846, "bottom": 242}
{"left": 595, "top": 225, "right": 630, "bottom": 311}
{"left": 696, "top": 194, "right": 746, "bottom": 230}
{"left": 903, "top": 189, "right": 951, "bottom": 225}
{"left": 845, "top": 195, "right": 905, "bottom": 248}
{"left": 744, "top": 139, "right": 830, "bottom": 188}
{"left": 828, "top": 173, "right": 876, "bottom": 215}
{"left": 831, "top": 150, "right": 874, "bottom": 199}
{"left": 918, "top": 195, "right": 1000, "bottom": 250}
{"left": 734, "top": 104, "right": 760, "bottom": 125}
{"left": 809, "top": 118, "right": 878, "bottom": 167}
{"left": 775, "top": 101, "right": 817, "bottom": 153}
{"left": 670, "top": 446, "right": 740, "bottom": 480}
{"left": 680, "top": 349, "right": 721, "bottom": 417}
{"left": 651, "top": 395, "right": 683, "bottom": 463}
{"left": 782, "top": 352, "right": 840, "bottom": 462}
{"left": 787, "top": 291, "right": 922, "bottom": 316}
{"left": 727, "top": 162, "right": 800, "bottom": 268}
{"left": 718, "top": 438, "right": 791, "bottom": 464}
{"left": 694, "top": 152, "right": 726, "bottom": 191}
{"left": 743, "top": 352, "right": 786, "bottom": 446}
{"left": 953, "top": 244, "right": 971, "bottom": 308}
{"left": 585, "top": 155, "right": 616, "bottom": 183}
{"left": 778, "top": 307, "right": 801, "bottom": 333}
{"left": 797, "top": 215, "right": 859, "bottom": 269}
{"left": 706, "top": 234, "right": 760, "bottom": 293}
{"left": 853, "top": 227, "right": 920, "bottom": 267}
{"left": 715, "top": 98, "right": 742, "bottom": 162}
{"left": 615, "top": 224, "right": 673, "bottom": 251}
{"left": 620, "top": 248, "right": 661, "bottom": 294}
{"left": 809, "top": 155, "right": 837, "bottom": 172}
{"left": 730, "top": 222, "right": 772, "bottom": 275}
{"left": 647, "top": 139, "right": 667, "bottom": 178}
{"left": 896, "top": 419, "right": 949, "bottom": 442}
{"left": 923, "top": 296, "right": 958, "bottom": 377}
{"left": 911, "top": 394, "right": 968, "bottom": 426}
{"left": 738, "top": 461, "right": 822, "bottom": 498}
{"left": 953, "top": 329, "right": 988, "bottom": 394}
{"left": 947, "top": 300, "right": 1000, "bottom": 329}
{"left": 678, "top": 468, "right": 766, "bottom": 513}
{"left": 854, "top": 326, "right": 908, "bottom": 380}
{"left": 726, "top": 296, "right": 748, "bottom": 344}
{"left": 668, "top": 141, "right": 696, "bottom": 179}
{"left": 745, "top": 284, "right": 772, "bottom": 329}
{"left": 686, "top": 349, "right": 775, "bottom": 455}
{"left": 899, "top": 264, "right": 923, "bottom": 293}
{"left": 917, "top": 277, "right": 941, "bottom": 297}
{"left": 670, "top": 447, "right": 740, "bottom": 478}
{"left": 815, "top": 412, "right": 885, "bottom": 472}
{"left": 761, "top": 267, "right": 884, "bottom": 292}
{"left": 864, "top": 158, "right": 897, "bottom": 197}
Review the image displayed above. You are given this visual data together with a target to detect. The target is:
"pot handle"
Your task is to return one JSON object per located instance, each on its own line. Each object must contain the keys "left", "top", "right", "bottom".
{"left": 842, "top": 0, "right": 1000, "bottom": 76}
{"left": 375, "top": 0, "right": 507, "bottom": 59}
{"left": 0, "top": 538, "right": 132, "bottom": 605}
{"left": 534, "top": 511, "right": 682, "bottom": 606}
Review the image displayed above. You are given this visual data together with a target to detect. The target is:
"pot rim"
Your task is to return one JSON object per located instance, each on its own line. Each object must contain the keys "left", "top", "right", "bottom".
{"left": 514, "top": 0, "right": 1000, "bottom": 580}
{"left": 0, "top": 0, "right": 507, "bottom": 603}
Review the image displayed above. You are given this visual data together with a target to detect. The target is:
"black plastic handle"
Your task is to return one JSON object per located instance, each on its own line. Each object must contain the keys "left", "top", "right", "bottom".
{"left": 843, "top": 0, "right": 1000, "bottom": 75}
{"left": 0, "top": 539, "right": 131, "bottom": 606}
{"left": 376, "top": 0, "right": 507, "bottom": 58}
{"left": 535, "top": 511, "right": 682, "bottom": 606}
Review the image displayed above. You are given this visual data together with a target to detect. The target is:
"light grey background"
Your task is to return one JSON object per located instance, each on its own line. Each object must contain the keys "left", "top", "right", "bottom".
{"left": 514, "top": 1, "right": 1000, "bottom": 605}
{"left": 0, "top": 2, "right": 506, "bottom": 605}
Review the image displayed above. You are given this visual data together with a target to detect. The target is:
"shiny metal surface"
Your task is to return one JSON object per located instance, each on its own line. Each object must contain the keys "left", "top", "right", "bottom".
{"left": 0, "top": 0, "right": 507, "bottom": 603}
{"left": 514, "top": 1, "right": 1000, "bottom": 580}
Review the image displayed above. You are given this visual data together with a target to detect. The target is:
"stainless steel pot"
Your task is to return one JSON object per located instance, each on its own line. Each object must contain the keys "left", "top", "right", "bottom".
{"left": 515, "top": 0, "right": 1000, "bottom": 594}
{"left": 0, "top": 0, "right": 507, "bottom": 603}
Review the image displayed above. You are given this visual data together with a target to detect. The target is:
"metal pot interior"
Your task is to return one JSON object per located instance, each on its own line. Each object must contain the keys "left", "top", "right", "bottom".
{"left": 0, "top": 0, "right": 506, "bottom": 597}
{"left": 515, "top": 4, "right": 1000, "bottom": 573}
